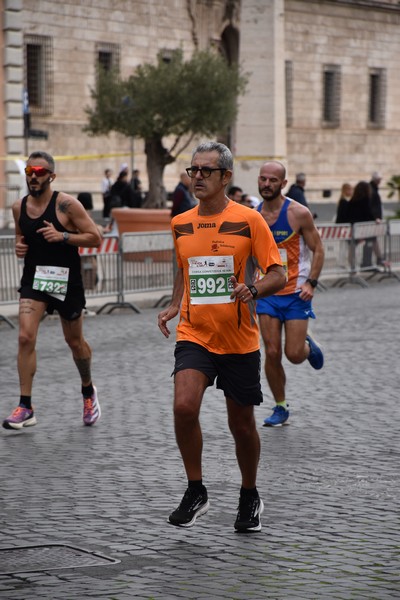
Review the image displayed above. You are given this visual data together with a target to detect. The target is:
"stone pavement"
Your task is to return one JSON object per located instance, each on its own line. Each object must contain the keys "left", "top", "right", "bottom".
{"left": 0, "top": 281, "right": 399, "bottom": 600}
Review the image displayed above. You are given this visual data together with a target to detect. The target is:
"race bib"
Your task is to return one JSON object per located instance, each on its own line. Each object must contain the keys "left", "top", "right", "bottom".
{"left": 33, "top": 266, "right": 69, "bottom": 301}
{"left": 188, "top": 256, "right": 234, "bottom": 304}
{"left": 257, "top": 248, "right": 288, "bottom": 282}
{"left": 279, "top": 248, "right": 288, "bottom": 281}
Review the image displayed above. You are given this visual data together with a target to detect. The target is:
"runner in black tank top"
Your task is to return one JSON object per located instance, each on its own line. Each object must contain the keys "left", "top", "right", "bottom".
{"left": 19, "top": 191, "right": 83, "bottom": 294}
{"left": 3, "top": 150, "right": 102, "bottom": 431}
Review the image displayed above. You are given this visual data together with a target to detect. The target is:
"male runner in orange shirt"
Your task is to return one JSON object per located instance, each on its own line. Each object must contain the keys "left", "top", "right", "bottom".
{"left": 158, "top": 142, "right": 285, "bottom": 532}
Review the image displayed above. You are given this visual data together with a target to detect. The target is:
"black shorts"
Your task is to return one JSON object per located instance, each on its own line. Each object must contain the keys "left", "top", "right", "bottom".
{"left": 173, "top": 341, "right": 263, "bottom": 407}
{"left": 19, "top": 285, "right": 86, "bottom": 321}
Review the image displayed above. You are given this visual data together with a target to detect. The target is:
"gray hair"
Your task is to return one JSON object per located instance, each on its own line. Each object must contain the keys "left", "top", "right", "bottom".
{"left": 296, "top": 172, "right": 306, "bottom": 183}
{"left": 191, "top": 141, "right": 233, "bottom": 171}
{"left": 28, "top": 151, "right": 55, "bottom": 172}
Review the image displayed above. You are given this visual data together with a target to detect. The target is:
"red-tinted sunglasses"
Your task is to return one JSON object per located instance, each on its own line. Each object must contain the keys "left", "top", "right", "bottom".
{"left": 25, "top": 165, "right": 52, "bottom": 177}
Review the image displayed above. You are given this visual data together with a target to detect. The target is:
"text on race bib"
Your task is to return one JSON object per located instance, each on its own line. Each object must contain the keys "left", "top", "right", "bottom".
{"left": 33, "top": 266, "right": 69, "bottom": 301}
{"left": 188, "top": 256, "right": 235, "bottom": 305}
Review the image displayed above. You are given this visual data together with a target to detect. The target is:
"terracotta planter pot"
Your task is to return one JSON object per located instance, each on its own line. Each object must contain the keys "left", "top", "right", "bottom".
{"left": 111, "top": 208, "right": 171, "bottom": 234}
{"left": 111, "top": 207, "right": 173, "bottom": 262}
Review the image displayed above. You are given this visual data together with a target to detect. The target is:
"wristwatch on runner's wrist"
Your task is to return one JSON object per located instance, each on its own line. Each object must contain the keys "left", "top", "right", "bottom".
{"left": 247, "top": 285, "right": 258, "bottom": 299}
{"left": 306, "top": 278, "right": 318, "bottom": 288}
{"left": 62, "top": 232, "right": 70, "bottom": 244}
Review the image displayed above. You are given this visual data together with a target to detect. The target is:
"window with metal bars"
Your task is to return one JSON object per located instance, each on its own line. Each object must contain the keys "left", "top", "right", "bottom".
{"left": 322, "top": 65, "right": 341, "bottom": 127}
{"left": 368, "top": 68, "right": 386, "bottom": 128}
{"left": 24, "top": 35, "right": 53, "bottom": 115}
{"left": 96, "top": 42, "right": 120, "bottom": 73}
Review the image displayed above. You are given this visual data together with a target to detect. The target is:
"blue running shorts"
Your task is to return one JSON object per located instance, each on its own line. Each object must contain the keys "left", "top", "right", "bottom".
{"left": 256, "top": 292, "right": 315, "bottom": 322}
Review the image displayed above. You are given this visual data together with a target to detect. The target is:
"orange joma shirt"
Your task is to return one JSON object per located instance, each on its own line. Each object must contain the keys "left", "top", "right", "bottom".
{"left": 172, "top": 200, "right": 282, "bottom": 354}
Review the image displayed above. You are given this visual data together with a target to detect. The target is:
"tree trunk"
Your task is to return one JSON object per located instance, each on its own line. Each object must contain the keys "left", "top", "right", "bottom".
{"left": 143, "top": 137, "right": 175, "bottom": 208}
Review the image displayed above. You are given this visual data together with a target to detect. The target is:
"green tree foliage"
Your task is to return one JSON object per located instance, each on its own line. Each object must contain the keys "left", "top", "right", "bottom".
{"left": 386, "top": 175, "right": 400, "bottom": 200}
{"left": 84, "top": 49, "right": 247, "bottom": 207}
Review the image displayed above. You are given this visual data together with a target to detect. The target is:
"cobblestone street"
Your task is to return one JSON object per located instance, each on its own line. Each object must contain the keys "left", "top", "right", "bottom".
{"left": 0, "top": 282, "right": 399, "bottom": 599}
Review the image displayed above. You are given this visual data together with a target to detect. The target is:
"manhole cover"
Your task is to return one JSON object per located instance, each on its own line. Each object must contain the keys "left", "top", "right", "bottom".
{"left": 0, "top": 544, "right": 120, "bottom": 575}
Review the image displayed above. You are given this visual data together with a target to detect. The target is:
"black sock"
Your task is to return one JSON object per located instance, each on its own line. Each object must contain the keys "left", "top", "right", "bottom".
{"left": 240, "top": 486, "right": 259, "bottom": 499}
{"left": 188, "top": 479, "right": 205, "bottom": 490}
{"left": 82, "top": 383, "right": 94, "bottom": 398}
{"left": 19, "top": 395, "right": 32, "bottom": 410}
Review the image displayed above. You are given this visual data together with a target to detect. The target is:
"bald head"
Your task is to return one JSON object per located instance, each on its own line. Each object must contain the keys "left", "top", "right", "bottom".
{"left": 258, "top": 161, "right": 287, "bottom": 203}
{"left": 260, "top": 161, "right": 286, "bottom": 180}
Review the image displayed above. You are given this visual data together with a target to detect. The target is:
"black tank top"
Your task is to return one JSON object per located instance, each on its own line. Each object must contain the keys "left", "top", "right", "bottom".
{"left": 19, "top": 191, "right": 83, "bottom": 289}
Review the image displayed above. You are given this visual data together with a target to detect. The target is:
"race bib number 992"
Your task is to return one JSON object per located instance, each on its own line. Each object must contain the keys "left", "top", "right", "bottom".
{"left": 188, "top": 256, "right": 234, "bottom": 305}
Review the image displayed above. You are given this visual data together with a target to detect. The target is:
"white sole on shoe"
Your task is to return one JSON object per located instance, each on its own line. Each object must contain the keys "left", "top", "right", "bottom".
{"left": 168, "top": 500, "right": 210, "bottom": 527}
{"left": 83, "top": 385, "right": 101, "bottom": 426}
{"left": 235, "top": 499, "right": 264, "bottom": 533}
{"left": 3, "top": 416, "right": 37, "bottom": 430}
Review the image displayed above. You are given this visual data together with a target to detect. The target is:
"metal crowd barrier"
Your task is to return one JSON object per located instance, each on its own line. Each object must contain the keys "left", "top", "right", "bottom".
{"left": 0, "top": 231, "right": 174, "bottom": 320}
{"left": 3, "top": 220, "right": 399, "bottom": 319}
{"left": 0, "top": 184, "right": 21, "bottom": 229}
{"left": 0, "top": 235, "right": 21, "bottom": 328}
{"left": 94, "top": 231, "right": 174, "bottom": 314}
{"left": 79, "top": 235, "right": 120, "bottom": 303}
{"left": 379, "top": 219, "right": 400, "bottom": 283}
{"left": 351, "top": 221, "right": 387, "bottom": 285}
{"left": 317, "top": 220, "right": 399, "bottom": 288}
{"left": 316, "top": 223, "right": 352, "bottom": 288}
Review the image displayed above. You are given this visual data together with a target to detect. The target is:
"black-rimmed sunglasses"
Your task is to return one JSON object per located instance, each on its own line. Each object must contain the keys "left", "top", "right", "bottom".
{"left": 186, "top": 166, "right": 226, "bottom": 179}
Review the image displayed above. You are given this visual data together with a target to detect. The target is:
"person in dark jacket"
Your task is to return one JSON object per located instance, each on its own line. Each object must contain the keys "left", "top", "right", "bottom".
{"left": 287, "top": 173, "right": 309, "bottom": 208}
{"left": 347, "top": 180, "right": 385, "bottom": 266}
{"left": 335, "top": 183, "right": 353, "bottom": 223}
{"left": 110, "top": 168, "right": 136, "bottom": 209}
{"left": 346, "top": 181, "right": 374, "bottom": 223}
{"left": 171, "top": 172, "right": 196, "bottom": 217}
{"left": 370, "top": 171, "right": 383, "bottom": 220}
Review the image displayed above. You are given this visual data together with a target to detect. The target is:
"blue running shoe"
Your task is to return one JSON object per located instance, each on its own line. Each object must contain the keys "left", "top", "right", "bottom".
{"left": 263, "top": 405, "right": 289, "bottom": 427}
{"left": 306, "top": 333, "right": 324, "bottom": 370}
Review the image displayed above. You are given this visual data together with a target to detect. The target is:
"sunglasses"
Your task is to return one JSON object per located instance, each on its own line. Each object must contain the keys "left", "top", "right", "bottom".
{"left": 25, "top": 166, "right": 52, "bottom": 177}
{"left": 186, "top": 166, "right": 226, "bottom": 179}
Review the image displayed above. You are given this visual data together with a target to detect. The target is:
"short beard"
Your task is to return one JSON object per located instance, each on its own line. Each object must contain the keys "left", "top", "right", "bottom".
{"left": 259, "top": 187, "right": 282, "bottom": 202}
{"left": 28, "top": 177, "right": 52, "bottom": 198}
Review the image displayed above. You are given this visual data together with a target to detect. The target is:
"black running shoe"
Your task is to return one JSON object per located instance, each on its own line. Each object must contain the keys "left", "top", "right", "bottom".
{"left": 168, "top": 486, "right": 209, "bottom": 527}
{"left": 234, "top": 495, "right": 264, "bottom": 532}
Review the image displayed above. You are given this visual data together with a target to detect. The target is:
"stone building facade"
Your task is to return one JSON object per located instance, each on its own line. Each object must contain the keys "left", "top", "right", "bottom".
{"left": 1, "top": 0, "right": 399, "bottom": 222}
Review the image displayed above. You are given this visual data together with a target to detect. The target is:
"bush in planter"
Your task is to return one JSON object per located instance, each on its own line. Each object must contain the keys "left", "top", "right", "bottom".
{"left": 386, "top": 175, "right": 400, "bottom": 200}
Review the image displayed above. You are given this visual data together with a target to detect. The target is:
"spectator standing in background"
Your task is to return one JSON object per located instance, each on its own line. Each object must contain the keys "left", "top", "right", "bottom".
{"left": 370, "top": 172, "right": 383, "bottom": 221}
{"left": 227, "top": 185, "right": 243, "bottom": 203}
{"left": 346, "top": 181, "right": 374, "bottom": 223}
{"left": 335, "top": 183, "right": 353, "bottom": 223}
{"left": 109, "top": 166, "right": 136, "bottom": 209}
{"left": 287, "top": 173, "right": 309, "bottom": 209}
{"left": 171, "top": 172, "right": 197, "bottom": 217}
{"left": 240, "top": 194, "right": 253, "bottom": 208}
{"left": 347, "top": 180, "right": 386, "bottom": 267}
{"left": 171, "top": 172, "right": 197, "bottom": 277}
{"left": 101, "top": 168, "right": 113, "bottom": 219}
{"left": 131, "top": 169, "right": 143, "bottom": 208}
